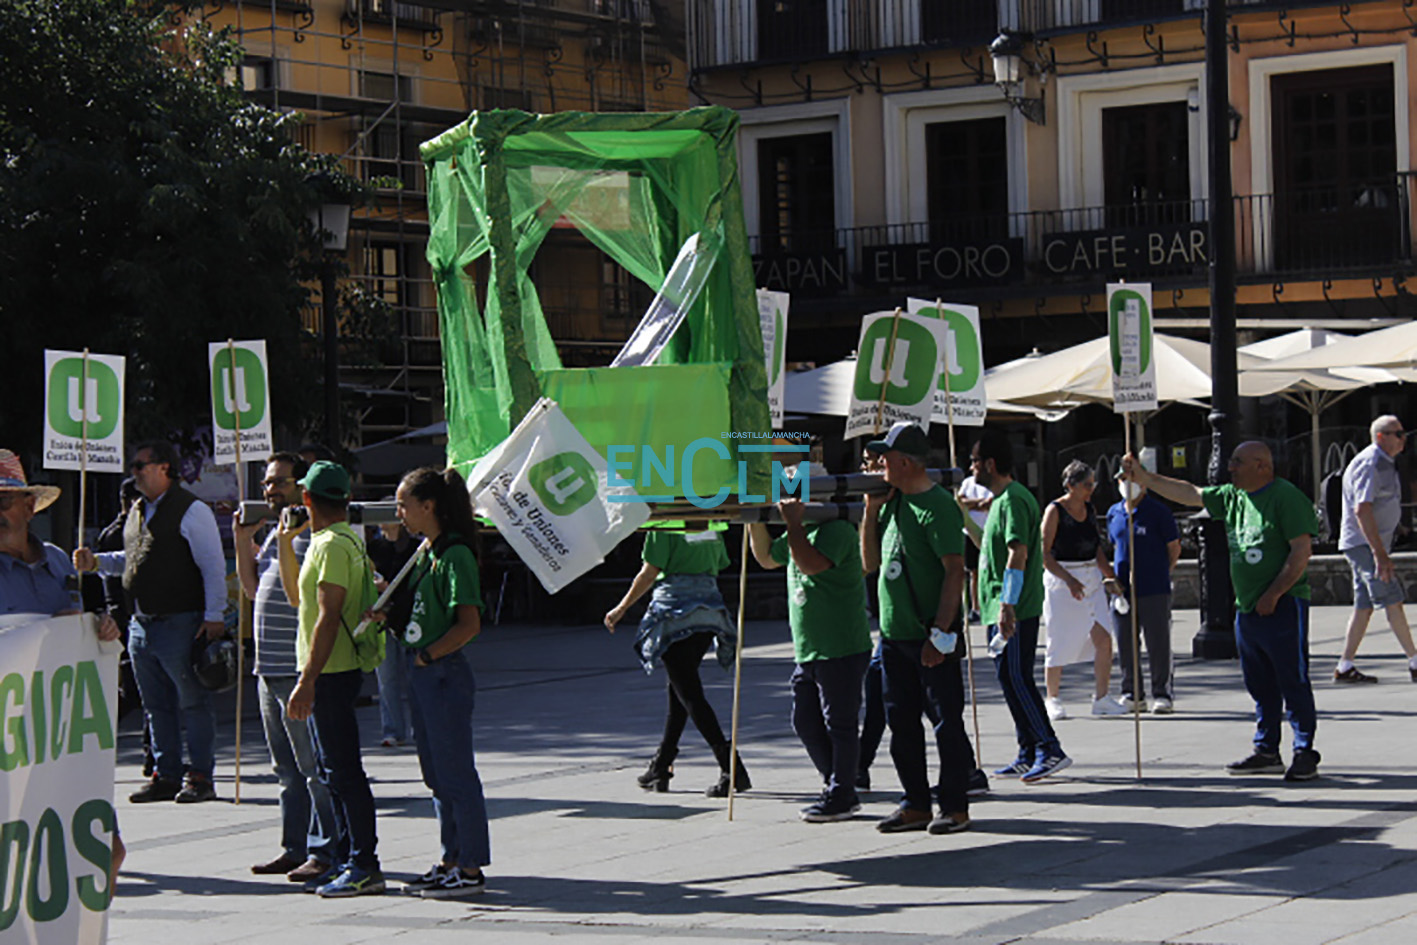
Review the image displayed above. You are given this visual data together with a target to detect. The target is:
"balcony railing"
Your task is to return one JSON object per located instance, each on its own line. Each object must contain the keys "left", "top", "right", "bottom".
{"left": 346, "top": 0, "right": 442, "bottom": 29}
{"left": 689, "top": 0, "right": 1001, "bottom": 71}
{"left": 749, "top": 174, "right": 1417, "bottom": 296}
{"left": 690, "top": 1, "right": 1357, "bottom": 70}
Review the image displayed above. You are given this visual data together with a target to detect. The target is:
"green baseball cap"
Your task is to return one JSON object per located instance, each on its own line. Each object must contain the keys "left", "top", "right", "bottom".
{"left": 299, "top": 460, "right": 351, "bottom": 500}
{"left": 865, "top": 422, "right": 931, "bottom": 461}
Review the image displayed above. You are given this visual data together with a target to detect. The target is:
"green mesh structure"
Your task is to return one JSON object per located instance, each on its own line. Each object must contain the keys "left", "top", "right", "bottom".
{"left": 421, "top": 107, "right": 770, "bottom": 498}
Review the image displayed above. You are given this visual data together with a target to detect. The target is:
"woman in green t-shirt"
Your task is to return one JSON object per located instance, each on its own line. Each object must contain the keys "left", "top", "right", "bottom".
{"left": 604, "top": 530, "right": 748, "bottom": 797}
{"left": 387, "top": 467, "right": 489, "bottom": 898}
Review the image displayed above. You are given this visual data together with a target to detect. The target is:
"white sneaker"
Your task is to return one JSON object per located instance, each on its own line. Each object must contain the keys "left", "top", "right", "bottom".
{"left": 1045, "top": 696, "right": 1068, "bottom": 721}
{"left": 1149, "top": 697, "right": 1174, "bottom": 714}
{"left": 1091, "top": 695, "right": 1130, "bottom": 716}
{"left": 1115, "top": 694, "right": 1139, "bottom": 711}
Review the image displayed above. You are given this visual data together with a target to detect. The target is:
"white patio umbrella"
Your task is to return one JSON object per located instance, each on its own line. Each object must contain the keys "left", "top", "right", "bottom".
{"left": 1252, "top": 320, "right": 1417, "bottom": 377}
{"left": 982, "top": 333, "right": 1265, "bottom": 421}
{"left": 783, "top": 356, "right": 1069, "bottom": 422}
{"left": 1238, "top": 329, "right": 1404, "bottom": 500}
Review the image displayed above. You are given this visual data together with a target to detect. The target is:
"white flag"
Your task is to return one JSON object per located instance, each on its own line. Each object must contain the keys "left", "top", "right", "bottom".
{"left": 468, "top": 399, "right": 650, "bottom": 594}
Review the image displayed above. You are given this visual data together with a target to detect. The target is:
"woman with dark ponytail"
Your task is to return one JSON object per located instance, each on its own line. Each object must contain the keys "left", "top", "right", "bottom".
{"left": 388, "top": 466, "right": 489, "bottom": 897}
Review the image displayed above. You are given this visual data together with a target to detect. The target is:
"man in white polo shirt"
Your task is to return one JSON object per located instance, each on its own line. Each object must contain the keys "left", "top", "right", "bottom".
{"left": 1334, "top": 415, "right": 1417, "bottom": 683}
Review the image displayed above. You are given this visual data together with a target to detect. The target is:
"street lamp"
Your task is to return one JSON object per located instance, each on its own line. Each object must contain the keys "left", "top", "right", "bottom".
{"left": 989, "top": 30, "right": 1046, "bottom": 125}
{"left": 309, "top": 197, "right": 351, "bottom": 450}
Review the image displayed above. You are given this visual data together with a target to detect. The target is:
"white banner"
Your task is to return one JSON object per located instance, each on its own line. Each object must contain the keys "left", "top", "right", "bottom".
{"left": 844, "top": 311, "right": 947, "bottom": 440}
{"left": 208, "top": 340, "right": 274, "bottom": 464}
{"left": 907, "top": 298, "right": 987, "bottom": 427}
{"left": 468, "top": 399, "right": 650, "bottom": 594}
{"left": 756, "top": 289, "right": 789, "bottom": 428}
{"left": 42, "top": 351, "right": 125, "bottom": 474}
{"left": 1108, "top": 282, "right": 1158, "bottom": 413}
{"left": 0, "top": 613, "right": 120, "bottom": 945}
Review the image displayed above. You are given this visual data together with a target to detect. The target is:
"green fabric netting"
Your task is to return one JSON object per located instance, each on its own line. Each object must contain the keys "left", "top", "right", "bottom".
{"left": 421, "top": 107, "right": 770, "bottom": 498}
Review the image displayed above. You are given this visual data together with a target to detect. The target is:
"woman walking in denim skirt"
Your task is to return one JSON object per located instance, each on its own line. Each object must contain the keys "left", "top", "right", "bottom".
{"left": 605, "top": 529, "right": 749, "bottom": 797}
{"left": 384, "top": 467, "right": 489, "bottom": 898}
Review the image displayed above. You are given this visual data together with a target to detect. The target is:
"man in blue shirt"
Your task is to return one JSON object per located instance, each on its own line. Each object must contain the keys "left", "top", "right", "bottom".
{"left": 1, "top": 449, "right": 80, "bottom": 617}
{"left": 1107, "top": 481, "right": 1181, "bottom": 713}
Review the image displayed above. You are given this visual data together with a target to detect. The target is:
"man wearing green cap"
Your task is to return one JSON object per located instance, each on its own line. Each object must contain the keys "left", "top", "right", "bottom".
{"left": 860, "top": 422, "right": 977, "bottom": 835}
{"left": 278, "top": 460, "right": 385, "bottom": 897}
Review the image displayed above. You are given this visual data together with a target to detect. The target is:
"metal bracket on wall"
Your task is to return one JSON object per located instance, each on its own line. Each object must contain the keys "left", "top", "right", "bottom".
{"left": 837, "top": 60, "right": 862, "bottom": 96}
{"left": 423, "top": 25, "right": 444, "bottom": 62}
{"left": 1339, "top": 4, "right": 1360, "bottom": 44}
{"left": 1322, "top": 278, "right": 1345, "bottom": 317}
{"left": 1172, "top": 287, "right": 1188, "bottom": 319}
{"left": 794, "top": 63, "right": 818, "bottom": 100}
{"left": 653, "top": 60, "right": 673, "bottom": 92}
{"left": 1271, "top": 281, "right": 1296, "bottom": 318}
{"left": 1143, "top": 24, "right": 1166, "bottom": 65}
{"left": 340, "top": 13, "right": 360, "bottom": 51}
{"left": 292, "top": 5, "right": 314, "bottom": 43}
{"left": 1086, "top": 31, "right": 1109, "bottom": 69}
{"left": 906, "top": 51, "right": 933, "bottom": 90}
{"left": 543, "top": 44, "right": 563, "bottom": 79}
{"left": 1277, "top": 9, "right": 1296, "bottom": 47}
{"left": 1404, "top": 0, "right": 1417, "bottom": 36}
{"left": 1370, "top": 277, "right": 1397, "bottom": 317}
{"left": 739, "top": 72, "right": 763, "bottom": 107}
{"left": 960, "top": 49, "right": 986, "bottom": 85}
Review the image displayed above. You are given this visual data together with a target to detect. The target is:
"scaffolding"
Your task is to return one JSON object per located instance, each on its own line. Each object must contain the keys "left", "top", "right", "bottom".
{"left": 209, "top": 0, "right": 690, "bottom": 445}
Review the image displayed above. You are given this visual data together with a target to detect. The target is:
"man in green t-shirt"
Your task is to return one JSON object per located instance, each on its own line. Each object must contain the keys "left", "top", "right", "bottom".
{"left": 278, "top": 461, "right": 384, "bottom": 897}
{"left": 971, "top": 428, "right": 1070, "bottom": 785}
{"left": 1123, "top": 441, "right": 1321, "bottom": 782}
{"left": 749, "top": 493, "right": 872, "bottom": 823}
{"left": 860, "top": 422, "right": 978, "bottom": 836}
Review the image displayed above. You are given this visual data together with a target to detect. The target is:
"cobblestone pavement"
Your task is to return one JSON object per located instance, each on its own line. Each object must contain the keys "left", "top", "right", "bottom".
{"left": 109, "top": 606, "right": 1417, "bottom": 944}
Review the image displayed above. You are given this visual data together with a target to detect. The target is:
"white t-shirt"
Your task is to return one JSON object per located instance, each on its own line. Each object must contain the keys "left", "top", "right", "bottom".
{"left": 957, "top": 475, "right": 992, "bottom": 531}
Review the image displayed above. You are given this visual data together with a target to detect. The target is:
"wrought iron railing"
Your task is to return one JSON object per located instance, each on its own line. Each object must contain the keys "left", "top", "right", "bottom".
{"left": 749, "top": 173, "right": 1417, "bottom": 295}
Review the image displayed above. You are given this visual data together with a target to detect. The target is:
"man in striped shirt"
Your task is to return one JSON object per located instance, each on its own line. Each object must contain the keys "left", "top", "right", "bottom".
{"left": 234, "top": 452, "right": 341, "bottom": 882}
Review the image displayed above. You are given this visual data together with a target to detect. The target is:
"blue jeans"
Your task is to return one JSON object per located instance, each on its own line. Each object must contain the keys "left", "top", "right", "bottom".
{"left": 408, "top": 648, "right": 490, "bottom": 870}
{"left": 258, "top": 675, "right": 340, "bottom": 863}
{"left": 881, "top": 638, "right": 972, "bottom": 813}
{"left": 128, "top": 612, "right": 215, "bottom": 781}
{"left": 858, "top": 639, "right": 886, "bottom": 776}
{"left": 791, "top": 651, "right": 869, "bottom": 805}
{"left": 1235, "top": 596, "right": 1316, "bottom": 753}
{"left": 990, "top": 617, "right": 1062, "bottom": 763}
{"left": 376, "top": 641, "right": 412, "bottom": 743}
{"left": 311, "top": 670, "right": 378, "bottom": 872}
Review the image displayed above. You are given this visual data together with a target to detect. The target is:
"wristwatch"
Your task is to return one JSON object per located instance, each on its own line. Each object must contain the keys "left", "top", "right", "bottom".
{"left": 415, "top": 648, "right": 435, "bottom": 667}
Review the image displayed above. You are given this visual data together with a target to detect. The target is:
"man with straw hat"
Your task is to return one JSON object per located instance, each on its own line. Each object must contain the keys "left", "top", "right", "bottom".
{"left": 0, "top": 448, "right": 76, "bottom": 615}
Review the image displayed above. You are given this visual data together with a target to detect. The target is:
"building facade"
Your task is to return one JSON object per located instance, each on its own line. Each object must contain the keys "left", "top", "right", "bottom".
{"left": 689, "top": 1, "right": 1417, "bottom": 490}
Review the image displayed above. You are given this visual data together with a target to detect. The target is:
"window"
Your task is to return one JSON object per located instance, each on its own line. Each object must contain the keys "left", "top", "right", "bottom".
{"left": 359, "top": 70, "right": 408, "bottom": 103}
{"left": 757, "top": 132, "right": 836, "bottom": 251}
{"left": 364, "top": 242, "right": 404, "bottom": 307}
{"left": 926, "top": 117, "right": 1009, "bottom": 242}
{"left": 920, "top": 1, "right": 996, "bottom": 46}
{"left": 1272, "top": 65, "right": 1398, "bottom": 269}
{"left": 1102, "top": 101, "right": 1191, "bottom": 226}
{"left": 756, "top": 0, "right": 828, "bottom": 61}
{"left": 240, "top": 58, "right": 275, "bottom": 91}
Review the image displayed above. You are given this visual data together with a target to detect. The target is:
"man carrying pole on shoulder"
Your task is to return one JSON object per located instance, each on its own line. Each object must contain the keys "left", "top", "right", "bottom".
{"left": 1121, "top": 441, "right": 1321, "bottom": 781}
{"left": 860, "top": 422, "right": 978, "bottom": 835}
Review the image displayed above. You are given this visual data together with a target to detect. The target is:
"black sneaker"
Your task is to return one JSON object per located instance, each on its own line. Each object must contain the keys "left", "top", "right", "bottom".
{"left": 129, "top": 776, "right": 181, "bottom": 803}
{"left": 420, "top": 867, "right": 485, "bottom": 899}
{"left": 967, "top": 768, "right": 990, "bottom": 797}
{"left": 175, "top": 774, "right": 218, "bottom": 804}
{"left": 855, "top": 769, "right": 870, "bottom": 791}
{"left": 1226, "top": 751, "right": 1285, "bottom": 775}
{"left": 800, "top": 795, "right": 861, "bottom": 823}
{"left": 402, "top": 863, "right": 449, "bottom": 896}
{"left": 1284, "top": 748, "right": 1321, "bottom": 782}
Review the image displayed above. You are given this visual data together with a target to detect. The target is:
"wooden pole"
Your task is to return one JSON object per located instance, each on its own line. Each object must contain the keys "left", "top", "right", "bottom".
{"left": 936, "top": 299, "right": 981, "bottom": 763}
{"left": 727, "top": 525, "right": 749, "bottom": 820}
{"left": 1124, "top": 418, "right": 1143, "bottom": 780}
{"left": 228, "top": 340, "right": 247, "bottom": 804}
{"left": 77, "top": 349, "right": 90, "bottom": 551}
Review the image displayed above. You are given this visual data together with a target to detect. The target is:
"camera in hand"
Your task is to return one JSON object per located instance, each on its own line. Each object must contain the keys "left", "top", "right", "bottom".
{"left": 282, "top": 505, "right": 310, "bottom": 528}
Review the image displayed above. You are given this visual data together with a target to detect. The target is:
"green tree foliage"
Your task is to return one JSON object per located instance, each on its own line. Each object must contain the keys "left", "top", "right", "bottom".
{"left": 0, "top": 0, "right": 362, "bottom": 455}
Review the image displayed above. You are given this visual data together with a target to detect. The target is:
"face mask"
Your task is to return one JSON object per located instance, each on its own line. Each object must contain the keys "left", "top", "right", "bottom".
{"left": 1121, "top": 481, "right": 1144, "bottom": 502}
